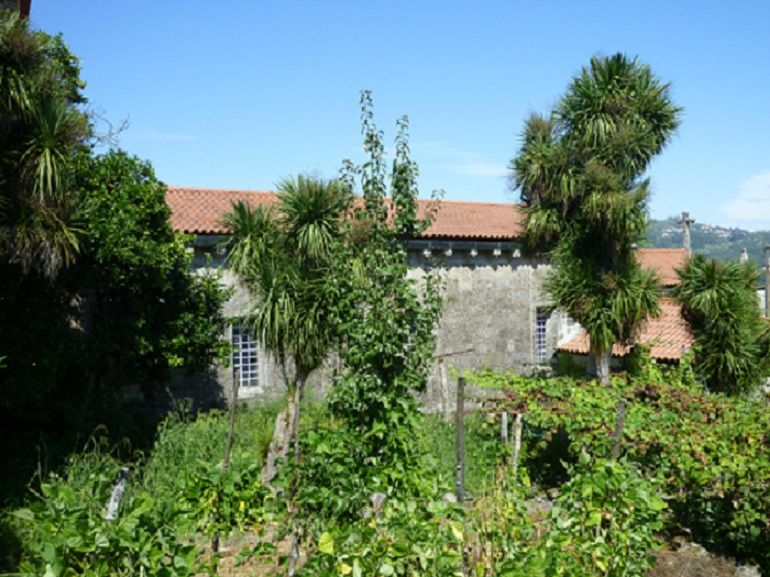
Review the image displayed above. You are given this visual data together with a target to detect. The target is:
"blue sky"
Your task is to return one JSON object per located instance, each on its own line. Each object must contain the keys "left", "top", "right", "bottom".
{"left": 35, "top": 1, "right": 770, "bottom": 229}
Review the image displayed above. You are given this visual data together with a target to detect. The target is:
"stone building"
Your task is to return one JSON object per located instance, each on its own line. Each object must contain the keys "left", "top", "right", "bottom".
{"left": 165, "top": 187, "right": 688, "bottom": 408}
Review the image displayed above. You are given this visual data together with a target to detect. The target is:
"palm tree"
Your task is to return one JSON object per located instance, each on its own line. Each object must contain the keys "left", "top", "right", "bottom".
{"left": 512, "top": 54, "right": 681, "bottom": 383}
{"left": 0, "top": 9, "right": 88, "bottom": 277}
{"left": 674, "top": 255, "right": 770, "bottom": 394}
{"left": 223, "top": 175, "right": 351, "bottom": 481}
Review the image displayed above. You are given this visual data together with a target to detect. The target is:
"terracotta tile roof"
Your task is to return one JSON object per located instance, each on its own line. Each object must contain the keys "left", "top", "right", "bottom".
{"left": 166, "top": 187, "right": 525, "bottom": 240}
{"left": 557, "top": 297, "right": 694, "bottom": 362}
{"left": 636, "top": 248, "right": 688, "bottom": 287}
{"left": 419, "top": 199, "right": 524, "bottom": 239}
{"left": 166, "top": 187, "right": 278, "bottom": 235}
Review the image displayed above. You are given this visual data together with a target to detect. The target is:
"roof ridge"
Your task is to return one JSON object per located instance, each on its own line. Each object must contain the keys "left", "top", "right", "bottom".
{"left": 168, "top": 187, "right": 523, "bottom": 208}
{"left": 637, "top": 247, "right": 688, "bottom": 252}
{"left": 419, "top": 198, "right": 523, "bottom": 208}
{"left": 167, "top": 186, "right": 276, "bottom": 195}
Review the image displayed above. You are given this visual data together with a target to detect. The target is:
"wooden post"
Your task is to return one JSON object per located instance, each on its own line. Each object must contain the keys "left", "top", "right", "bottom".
{"left": 500, "top": 411, "right": 509, "bottom": 445}
{"left": 455, "top": 376, "right": 465, "bottom": 503}
{"left": 223, "top": 371, "right": 239, "bottom": 471}
{"left": 511, "top": 413, "right": 523, "bottom": 477}
{"left": 611, "top": 398, "right": 627, "bottom": 459}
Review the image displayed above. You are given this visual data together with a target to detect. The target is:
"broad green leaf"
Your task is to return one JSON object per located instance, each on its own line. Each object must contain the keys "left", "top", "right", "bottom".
{"left": 448, "top": 520, "right": 464, "bottom": 542}
{"left": 318, "top": 531, "right": 334, "bottom": 555}
{"left": 12, "top": 508, "right": 35, "bottom": 521}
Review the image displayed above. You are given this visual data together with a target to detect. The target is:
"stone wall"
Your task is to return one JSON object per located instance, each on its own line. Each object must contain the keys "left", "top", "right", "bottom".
{"left": 408, "top": 249, "right": 572, "bottom": 413}
{"left": 171, "top": 237, "right": 570, "bottom": 410}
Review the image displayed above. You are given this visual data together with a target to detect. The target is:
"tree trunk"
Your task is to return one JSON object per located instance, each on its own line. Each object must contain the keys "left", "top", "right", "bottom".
{"left": 290, "top": 369, "right": 306, "bottom": 469}
{"left": 287, "top": 368, "right": 307, "bottom": 577}
{"left": 590, "top": 350, "right": 612, "bottom": 385}
{"left": 260, "top": 367, "right": 303, "bottom": 488}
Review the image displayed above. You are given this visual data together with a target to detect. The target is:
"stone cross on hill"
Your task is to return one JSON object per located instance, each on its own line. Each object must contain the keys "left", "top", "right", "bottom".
{"left": 679, "top": 211, "right": 695, "bottom": 255}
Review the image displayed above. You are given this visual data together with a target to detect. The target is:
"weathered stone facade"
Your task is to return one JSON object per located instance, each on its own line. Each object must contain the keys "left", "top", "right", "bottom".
{"left": 408, "top": 244, "right": 577, "bottom": 413}
{"left": 171, "top": 235, "right": 576, "bottom": 410}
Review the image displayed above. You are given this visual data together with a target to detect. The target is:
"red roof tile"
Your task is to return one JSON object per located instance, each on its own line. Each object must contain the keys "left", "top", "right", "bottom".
{"left": 166, "top": 187, "right": 525, "bottom": 240}
{"left": 557, "top": 297, "right": 694, "bottom": 362}
{"left": 636, "top": 248, "right": 688, "bottom": 287}
{"left": 166, "top": 187, "right": 277, "bottom": 235}
{"left": 419, "top": 199, "right": 525, "bottom": 239}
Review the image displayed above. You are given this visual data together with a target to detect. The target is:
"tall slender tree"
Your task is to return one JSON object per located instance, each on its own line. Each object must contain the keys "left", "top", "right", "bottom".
{"left": 512, "top": 54, "right": 681, "bottom": 383}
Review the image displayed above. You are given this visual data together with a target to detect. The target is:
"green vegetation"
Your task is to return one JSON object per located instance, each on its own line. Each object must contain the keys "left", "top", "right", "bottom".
{"left": 511, "top": 53, "right": 681, "bottom": 383}
{"left": 0, "top": 11, "right": 230, "bottom": 505}
{"left": 674, "top": 254, "right": 770, "bottom": 394}
{"left": 8, "top": 405, "right": 278, "bottom": 576}
{"left": 7, "top": 364, "right": 770, "bottom": 575}
{"left": 319, "top": 92, "right": 443, "bottom": 503}
{"left": 0, "top": 8, "right": 89, "bottom": 277}
{"left": 472, "top": 365, "right": 770, "bottom": 571}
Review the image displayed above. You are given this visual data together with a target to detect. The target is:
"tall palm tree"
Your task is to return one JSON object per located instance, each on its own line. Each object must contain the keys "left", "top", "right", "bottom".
{"left": 512, "top": 54, "right": 681, "bottom": 383}
{"left": 0, "top": 9, "right": 88, "bottom": 277}
{"left": 223, "top": 175, "right": 351, "bottom": 480}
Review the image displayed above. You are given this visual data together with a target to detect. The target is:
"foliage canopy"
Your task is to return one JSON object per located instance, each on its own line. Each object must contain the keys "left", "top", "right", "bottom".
{"left": 673, "top": 254, "right": 770, "bottom": 394}
{"left": 0, "top": 8, "right": 89, "bottom": 276}
{"left": 511, "top": 54, "right": 681, "bottom": 379}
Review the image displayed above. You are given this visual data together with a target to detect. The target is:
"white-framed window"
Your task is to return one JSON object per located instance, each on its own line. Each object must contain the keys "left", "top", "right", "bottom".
{"left": 231, "top": 324, "right": 259, "bottom": 388}
{"left": 535, "top": 308, "right": 550, "bottom": 364}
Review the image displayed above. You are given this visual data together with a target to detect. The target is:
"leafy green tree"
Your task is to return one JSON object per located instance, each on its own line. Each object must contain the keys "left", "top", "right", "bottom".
{"left": 673, "top": 254, "right": 770, "bottom": 394}
{"left": 0, "top": 9, "right": 89, "bottom": 277}
{"left": 511, "top": 54, "right": 681, "bottom": 383}
{"left": 0, "top": 150, "right": 230, "bottom": 503}
{"left": 71, "top": 150, "right": 230, "bottom": 399}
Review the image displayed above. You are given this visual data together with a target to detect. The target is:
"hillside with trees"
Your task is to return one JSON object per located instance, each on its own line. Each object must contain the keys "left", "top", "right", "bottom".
{"left": 647, "top": 216, "right": 770, "bottom": 265}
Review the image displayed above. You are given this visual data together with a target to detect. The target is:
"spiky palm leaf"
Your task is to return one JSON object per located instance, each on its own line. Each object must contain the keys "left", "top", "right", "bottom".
{"left": 278, "top": 175, "right": 351, "bottom": 264}
{"left": 0, "top": 10, "right": 87, "bottom": 276}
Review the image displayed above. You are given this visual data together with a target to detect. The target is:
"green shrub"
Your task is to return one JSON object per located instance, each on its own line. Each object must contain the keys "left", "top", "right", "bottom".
{"left": 466, "top": 476, "right": 534, "bottom": 575}
{"left": 141, "top": 405, "right": 278, "bottom": 538}
{"left": 8, "top": 404, "right": 281, "bottom": 576}
{"left": 11, "top": 445, "right": 198, "bottom": 577}
{"left": 472, "top": 369, "right": 770, "bottom": 571}
{"left": 419, "top": 412, "right": 508, "bottom": 496}
{"left": 541, "top": 456, "right": 664, "bottom": 577}
{"left": 301, "top": 497, "right": 465, "bottom": 577}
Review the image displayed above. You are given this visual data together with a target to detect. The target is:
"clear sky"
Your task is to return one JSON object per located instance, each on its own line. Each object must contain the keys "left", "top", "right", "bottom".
{"left": 34, "top": 1, "right": 770, "bottom": 229}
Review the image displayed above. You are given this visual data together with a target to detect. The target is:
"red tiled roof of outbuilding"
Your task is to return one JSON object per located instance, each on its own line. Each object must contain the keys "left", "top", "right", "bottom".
{"left": 557, "top": 297, "right": 694, "bottom": 362}
{"left": 165, "top": 187, "right": 526, "bottom": 240}
{"left": 636, "top": 248, "right": 688, "bottom": 287}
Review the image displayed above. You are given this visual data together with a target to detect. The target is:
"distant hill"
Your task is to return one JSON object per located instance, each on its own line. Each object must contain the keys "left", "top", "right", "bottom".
{"left": 646, "top": 217, "right": 770, "bottom": 268}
